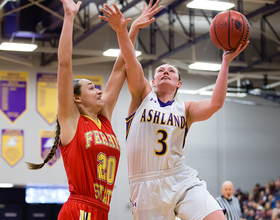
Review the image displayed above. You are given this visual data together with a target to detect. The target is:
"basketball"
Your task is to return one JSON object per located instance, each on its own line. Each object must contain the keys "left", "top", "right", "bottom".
{"left": 209, "top": 10, "right": 250, "bottom": 51}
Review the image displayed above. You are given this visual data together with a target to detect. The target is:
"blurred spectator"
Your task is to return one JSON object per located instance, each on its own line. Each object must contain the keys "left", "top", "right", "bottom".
{"left": 268, "top": 194, "right": 277, "bottom": 208}
{"left": 269, "top": 180, "right": 276, "bottom": 194}
{"left": 247, "top": 208, "right": 255, "bottom": 220}
{"left": 272, "top": 200, "right": 280, "bottom": 220}
{"left": 242, "top": 207, "right": 250, "bottom": 219}
{"left": 264, "top": 184, "right": 272, "bottom": 202}
{"left": 275, "top": 178, "right": 280, "bottom": 201}
{"left": 236, "top": 188, "right": 248, "bottom": 213}
{"left": 255, "top": 205, "right": 265, "bottom": 220}
{"left": 264, "top": 201, "right": 273, "bottom": 211}
{"left": 253, "top": 184, "right": 262, "bottom": 202}
{"left": 232, "top": 177, "right": 280, "bottom": 220}
{"left": 248, "top": 194, "right": 255, "bottom": 210}
{"left": 264, "top": 207, "right": 273, "bottom": 219}
{"left": 258, "top": 190, "right": 266, "bottom": 206}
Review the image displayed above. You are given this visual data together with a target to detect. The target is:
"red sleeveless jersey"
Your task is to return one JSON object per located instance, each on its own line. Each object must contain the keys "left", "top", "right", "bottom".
{"left": 59, "top": 114, "right": 121, "bottom": 210}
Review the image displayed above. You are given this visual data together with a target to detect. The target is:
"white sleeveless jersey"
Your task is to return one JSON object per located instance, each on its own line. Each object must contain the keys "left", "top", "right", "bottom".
{"left": 126, "top": 90, "right": 188, "bottom": 176}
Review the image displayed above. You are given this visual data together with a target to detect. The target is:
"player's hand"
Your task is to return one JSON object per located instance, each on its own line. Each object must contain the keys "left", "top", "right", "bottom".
{"left": 223, "top": 41, "right": 249, "bottom": 63}
{"left": 60, "top": 0, "right": 82, "bottom": 17}
{"left": 131, "top": 0, "right": 162, "bottom": 30}
{"left": 99, "top": 3, "right": 131, "bottom": 33}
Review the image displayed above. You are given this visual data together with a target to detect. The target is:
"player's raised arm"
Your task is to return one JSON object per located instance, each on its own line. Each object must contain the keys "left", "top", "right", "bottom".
{"left": 99, "top": 0, "right": 162, "bottom": 120}
{"left": 99, "top": 0, "right": 162, "bottom": 114}
{"left": 186, "top": 42, "right": 249, "bottom": 127}
{"left": 57, "top": 0, "right": 82, "bottom": 144}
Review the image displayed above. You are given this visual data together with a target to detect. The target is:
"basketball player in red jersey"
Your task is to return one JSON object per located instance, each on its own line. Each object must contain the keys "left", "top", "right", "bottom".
{"left": 26, "top": 0, "right": 162, "bottom": 219}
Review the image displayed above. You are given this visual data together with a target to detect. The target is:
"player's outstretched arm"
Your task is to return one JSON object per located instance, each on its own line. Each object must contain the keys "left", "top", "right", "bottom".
{"left": 99, "top": 0, "right": 161, "bottom": 119}
{"left": 126, "top": 0, "right": 162, "bottom": 98}
{"left": 57, "top": 0, "right": 82, "bottom": 144}
{"left": 99, "top": 0, "right": 162, "bottom": 115}
{"left": 186, "top": 42, "right": 249, "bottom": 125}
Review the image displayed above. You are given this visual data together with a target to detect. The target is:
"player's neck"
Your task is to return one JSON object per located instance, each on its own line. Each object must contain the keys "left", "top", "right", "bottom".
{"left": 155, "top": 91, "right": 174, "bottom": 103}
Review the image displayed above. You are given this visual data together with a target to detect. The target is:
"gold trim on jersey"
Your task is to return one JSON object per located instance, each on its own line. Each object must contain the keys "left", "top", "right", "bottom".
{"left": 82, "top": 114, "right": 102, "bottom": 129}
{"left": 126, "top": 113, "right": 135, "bottom": 139}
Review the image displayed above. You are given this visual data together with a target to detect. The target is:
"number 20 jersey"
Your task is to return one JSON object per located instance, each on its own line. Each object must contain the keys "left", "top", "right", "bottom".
{"left": 126, "top": 90, "right": 188, "bottom": 177}
{"left": 59, "top": 114, "right": 120, "bottom": 209}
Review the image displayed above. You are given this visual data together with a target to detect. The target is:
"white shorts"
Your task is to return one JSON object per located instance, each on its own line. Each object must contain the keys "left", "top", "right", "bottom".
{"left": 128, "top": 164, "right": 222, "bottom": 220}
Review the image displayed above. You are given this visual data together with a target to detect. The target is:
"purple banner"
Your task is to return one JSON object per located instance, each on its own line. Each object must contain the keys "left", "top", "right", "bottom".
{"left": 0, "top": 71, "right": 28, "bottom": 123}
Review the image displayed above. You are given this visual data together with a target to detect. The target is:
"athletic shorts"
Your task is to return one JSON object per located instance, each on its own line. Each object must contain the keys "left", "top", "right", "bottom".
{"left": 57, "top": 194, "right": 109, "bottom": 220}
{"left": 128, "top": 164, "right": 222, "bottom": 220}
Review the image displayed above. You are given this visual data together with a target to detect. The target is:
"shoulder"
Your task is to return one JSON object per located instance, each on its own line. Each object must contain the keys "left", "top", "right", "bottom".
{"left": 184, "top": 100, "right": 194, "bottom": 129}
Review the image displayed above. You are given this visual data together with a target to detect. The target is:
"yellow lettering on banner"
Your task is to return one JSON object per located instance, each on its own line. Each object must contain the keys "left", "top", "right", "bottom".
{"left": 0, "top": 71, "right": 28, "bottom": 124}
{"left": 74, "top": 75, "right": 103, "bottom": 91}
{"left": 36, "top": 73, "right": 58, "bottom": 125}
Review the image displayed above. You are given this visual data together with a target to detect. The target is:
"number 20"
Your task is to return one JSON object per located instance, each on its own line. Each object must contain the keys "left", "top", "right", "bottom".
{"left": 155, "top": 129, "right": 168, "bottom": 156}
{"left": 97, "top": 153, "right": 116, "bottom": 185}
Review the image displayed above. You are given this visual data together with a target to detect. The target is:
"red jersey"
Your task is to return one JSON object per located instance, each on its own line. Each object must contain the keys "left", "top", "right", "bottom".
{"left": 59, "top": 114, "right": 121, "bottom": 212}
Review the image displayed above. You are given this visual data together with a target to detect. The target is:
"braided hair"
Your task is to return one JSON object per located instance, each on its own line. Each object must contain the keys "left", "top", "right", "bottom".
{"left": 26, "top": 118, "right": 61, "bottom": 170}
{"left": 26, "top": 79, "right": 82, "bottom": 170}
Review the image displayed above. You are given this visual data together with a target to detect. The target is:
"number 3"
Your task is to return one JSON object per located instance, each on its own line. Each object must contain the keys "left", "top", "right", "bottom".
{"left": 155, "top": 129, "right": 168, "bottom": 156}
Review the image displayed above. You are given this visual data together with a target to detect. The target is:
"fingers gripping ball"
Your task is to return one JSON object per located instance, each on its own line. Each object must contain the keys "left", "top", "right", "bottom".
{"left": 209, "top": 10, "right": 250, "bottom": 51}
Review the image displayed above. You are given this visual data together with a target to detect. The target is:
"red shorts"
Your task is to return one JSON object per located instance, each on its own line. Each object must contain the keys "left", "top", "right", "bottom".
{"left": 57, "top": 194, "right": 109, "bottom": 220}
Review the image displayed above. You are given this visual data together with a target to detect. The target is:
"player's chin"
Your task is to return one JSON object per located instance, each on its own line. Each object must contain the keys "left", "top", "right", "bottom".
{"left": 96, "top": 104, "right": 104, "bottom": 113}
{"left": 97, "top": 99, "right": 104, "bottom": 105}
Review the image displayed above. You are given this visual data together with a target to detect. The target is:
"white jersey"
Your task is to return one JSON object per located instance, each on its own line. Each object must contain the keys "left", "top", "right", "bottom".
{"left": 126, "top": 90, "right": 188, "bottom": 176}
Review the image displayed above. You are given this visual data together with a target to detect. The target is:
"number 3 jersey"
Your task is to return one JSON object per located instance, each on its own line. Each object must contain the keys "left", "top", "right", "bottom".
{"left": 59, "top": 114, "right": 120, "bottom": 209}
{"left": 126, "top": 90, "right": 188, "bottom": 177}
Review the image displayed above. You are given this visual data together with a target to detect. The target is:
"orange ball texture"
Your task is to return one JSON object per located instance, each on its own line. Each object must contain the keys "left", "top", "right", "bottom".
{"left": 209, "top": 10, "right": 250, "bottom": 51}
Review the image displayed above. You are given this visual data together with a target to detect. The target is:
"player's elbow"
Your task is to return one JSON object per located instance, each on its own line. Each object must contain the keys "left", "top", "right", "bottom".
{"left": 211, "top": 100, "right": 224, "bottom": 112}
{"left": 58, "top": 59, "right": 71, "bottom": 68}
{"left": 125, "top": 60, "right": 141, "bottom": 71}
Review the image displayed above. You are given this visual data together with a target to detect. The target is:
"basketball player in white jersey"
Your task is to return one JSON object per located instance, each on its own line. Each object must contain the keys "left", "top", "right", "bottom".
{"left": 100, "top": 3, "right": 249, "bottom": 220}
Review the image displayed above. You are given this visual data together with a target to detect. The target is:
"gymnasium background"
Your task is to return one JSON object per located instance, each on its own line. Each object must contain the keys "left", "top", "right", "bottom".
{"left": 0, "top": 13, "right": 280, "bottom": 220}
